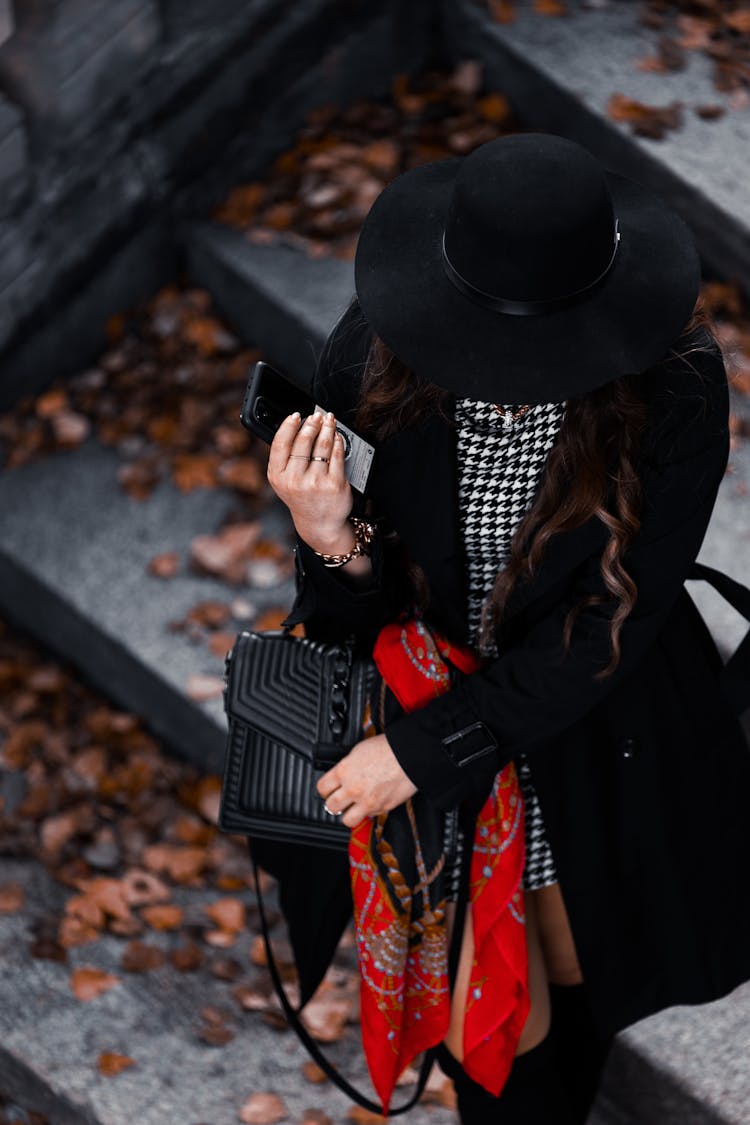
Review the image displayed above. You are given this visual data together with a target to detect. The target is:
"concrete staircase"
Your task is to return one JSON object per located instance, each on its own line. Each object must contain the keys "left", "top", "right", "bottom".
{"left": 1, "top": 1, "right": 750, "bottom": 1121}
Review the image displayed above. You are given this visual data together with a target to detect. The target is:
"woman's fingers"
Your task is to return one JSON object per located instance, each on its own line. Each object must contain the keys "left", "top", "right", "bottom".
{"left": 329, "top": 427, "right": 347, "bottom": 482}
{"left": 267, "top": 411, "right": 301, "bottom": 477}
{"left": 287, "top": 410, "right": 325, "bottom": 469}
{"left": 310, "top": 412, "right": 337, "bottom": 466}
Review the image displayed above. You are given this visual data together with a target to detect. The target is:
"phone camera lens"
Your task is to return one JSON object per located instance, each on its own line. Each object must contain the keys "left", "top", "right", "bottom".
{"left": 335, "top": 428, "right": 352, "bottom": 457}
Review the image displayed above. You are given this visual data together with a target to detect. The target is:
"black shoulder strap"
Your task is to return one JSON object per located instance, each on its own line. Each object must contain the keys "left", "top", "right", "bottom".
{"left": 687, "top": 561, "right": 750, "bottom": 716}
{"left": 251, "top": 853, "right": 429, "bottom": 1115}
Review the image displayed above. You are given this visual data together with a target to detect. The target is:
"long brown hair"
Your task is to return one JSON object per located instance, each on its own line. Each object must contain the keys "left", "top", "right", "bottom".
{"left": 351, "top": 298, "right": 718, "bottom": 678}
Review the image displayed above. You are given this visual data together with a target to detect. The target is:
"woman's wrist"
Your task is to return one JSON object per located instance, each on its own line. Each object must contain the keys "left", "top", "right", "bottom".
{"left": 295, "top": 521, "right": 355, "bottom": 557}
{"left": 296, "top": 521, "right": 376, "bottom": 587}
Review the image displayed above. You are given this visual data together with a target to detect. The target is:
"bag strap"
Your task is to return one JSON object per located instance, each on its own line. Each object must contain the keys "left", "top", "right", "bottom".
{"left": 249, "top": 850, "right": 445, "bottom": 1116}
{"left": 687, "top": 561, "right": 750, "bottom": 716}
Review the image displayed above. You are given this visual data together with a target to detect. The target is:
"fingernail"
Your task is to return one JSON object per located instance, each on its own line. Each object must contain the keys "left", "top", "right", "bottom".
{"left": 289, "top": 411, "right": 300, "bottom": 420}
{"left": 325, "top": 411, "right": 334, "bottom": 421}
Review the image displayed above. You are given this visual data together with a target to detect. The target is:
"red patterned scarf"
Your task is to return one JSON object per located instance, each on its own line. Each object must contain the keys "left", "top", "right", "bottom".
{"left": 349, "top": 617, "right": 530, "bottom": 1114}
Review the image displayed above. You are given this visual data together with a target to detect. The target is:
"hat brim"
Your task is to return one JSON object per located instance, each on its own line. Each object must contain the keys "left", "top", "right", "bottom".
{"left": 353, "top": 156, "right": 701, "bottom": 403}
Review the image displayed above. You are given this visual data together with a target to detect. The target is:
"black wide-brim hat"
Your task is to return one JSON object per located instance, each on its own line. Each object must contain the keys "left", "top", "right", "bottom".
{"left": 353, "top": 132, "right": 701, "bottom": 404}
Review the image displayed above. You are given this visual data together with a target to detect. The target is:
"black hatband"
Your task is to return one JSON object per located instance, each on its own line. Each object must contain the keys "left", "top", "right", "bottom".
{"left": 441, "top": 219, "right": 621, "bottom": 316}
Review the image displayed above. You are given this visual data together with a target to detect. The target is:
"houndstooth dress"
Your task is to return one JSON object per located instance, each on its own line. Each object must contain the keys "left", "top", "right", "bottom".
{"left": 455, "top": 395, "right": 567, "bottom": 892}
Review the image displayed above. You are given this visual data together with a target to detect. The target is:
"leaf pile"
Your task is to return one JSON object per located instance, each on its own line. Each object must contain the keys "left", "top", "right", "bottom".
{"left": 0, "top": 286, "right": 267, "bottom": 500}
{"left": 488, "top": 0, "right": 750, "bottom": 109}
{"left": 484, "top": 0, "right": 750, "bottom": 135}
{"left": 212, "top": 59, "right": 518, "bottom": 260}
{"left": 637, "top": 0, "right": 750, "bottom": 108}
{"left": 0, "top": 613, "right": 387, "bottom": 1112}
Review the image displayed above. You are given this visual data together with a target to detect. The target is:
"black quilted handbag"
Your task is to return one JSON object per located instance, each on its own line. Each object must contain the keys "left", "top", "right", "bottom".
{"left": 218, "top": 628, "right": 378, "bottom": 847}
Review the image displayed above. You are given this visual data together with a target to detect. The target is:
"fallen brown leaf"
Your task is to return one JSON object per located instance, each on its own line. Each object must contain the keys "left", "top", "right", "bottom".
{"left": 204, "top": 897, "right": 245, "bottom": 933}
{"left": 301, "top": 1061, "right": 328, "bottom": 1085}
{"left": 533, "top": 0, "right": 567, "bottom": 15}
{"left": 300, "top": 995, "right": 352, "bottom": 1043}
{"left": 98, "top": 1051, "right": 136, "bottom": 1077}
{"left": 140, "top": 903, "right": 184, "bottom": 930}
{"left": 35, "top": 387, "right": 69, "bottom": 418}
{"left": 142, "top": 843, "right": 208, "bottom": 884}
{"left": 170, "top": 940, "right": 204, "bottom": 972}
{"left": 121, "top": 869, "right": 171, "bottom": 907}
{"left": 197, "top": 1023, "right": 235, "bottom": 1046}
{"left": 52, "top": 411, "right": 91, "bottom": 447}
{"left": 209, "top": 955, "right": 244, "bottom": 981}
{"left": 172, "top": 452, "right": 222, "bottom": 492}
{"left": 300, "top": 1111, "right": 332, "bottom": 1125}
{"left": 724, "top": 10, "right": 750, "bottom": 35}
{"left": 70, "top": 966, "right": 121, "bottom": 1001}
{"left": 346, "top": 1107, "right": 387, "bottom": 1124}
{"left": 147, "top": 551, "right": 181, "bottom": 578}
{"left": 121, "top": 940, "right": 165, "bottom": 972}
{"left": 58, "top": 915, "right": 100, "bottom": 948}
{"left": 239, "top": 1092, "right": 288, "bottom": 1124}
{"left": 0, "top": 881, "right": 25, "bottom": 913}
{"left": 605, "top": 92, "right": 683, "bottom": 139}
{"left": 189, "top": 521, "right": 262, "bottom": 584}
{"left": 185, "top": 673, "right": 225, "bottom": 702}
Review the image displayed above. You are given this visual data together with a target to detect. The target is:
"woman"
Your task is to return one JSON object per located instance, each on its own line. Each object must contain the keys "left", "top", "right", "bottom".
{"left": 254, "top": 133, "right": 750, "bottom": 1123}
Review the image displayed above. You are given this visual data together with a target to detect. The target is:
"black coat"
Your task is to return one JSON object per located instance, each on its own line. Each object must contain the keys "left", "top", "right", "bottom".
{"left": 250, "top": 300, "right": 750, "bottom": 1041}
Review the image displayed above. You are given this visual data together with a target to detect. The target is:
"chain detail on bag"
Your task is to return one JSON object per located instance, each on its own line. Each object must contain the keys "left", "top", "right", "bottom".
{"left": 328, "top": 645, "right": 353, "bottom": 741}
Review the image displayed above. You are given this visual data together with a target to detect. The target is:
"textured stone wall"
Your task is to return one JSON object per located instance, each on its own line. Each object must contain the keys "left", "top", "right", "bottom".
{"left": 0, "top": 0, "right": 438, "bottom": 408}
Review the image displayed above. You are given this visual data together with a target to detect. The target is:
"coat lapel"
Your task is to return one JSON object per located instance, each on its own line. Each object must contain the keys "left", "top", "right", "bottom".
{"left": 370, "top": 399, "right": 469, "bottom": 641}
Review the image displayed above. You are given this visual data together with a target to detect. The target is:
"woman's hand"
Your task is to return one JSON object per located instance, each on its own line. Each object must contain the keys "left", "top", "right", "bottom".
{"left": 316, "top": 733, "right": 418, "bottom": 829}
{"left": 267, "top": 410, "right": 354, "bottom": 554}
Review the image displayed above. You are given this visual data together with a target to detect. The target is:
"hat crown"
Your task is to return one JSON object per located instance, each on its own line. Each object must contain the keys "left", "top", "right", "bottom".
{"left": 443, "top": 134, "right": 617, "bottom": 302}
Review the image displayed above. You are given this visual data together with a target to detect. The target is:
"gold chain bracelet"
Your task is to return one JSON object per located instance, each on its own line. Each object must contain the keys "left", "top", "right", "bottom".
{"left": 312, "top": 517, "right": 376, "bottom": 568}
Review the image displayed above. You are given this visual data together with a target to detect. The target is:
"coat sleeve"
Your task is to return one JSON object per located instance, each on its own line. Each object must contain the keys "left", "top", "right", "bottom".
{"left": 385, "top": 335, "right": 732, "bottom": 810}
{"left": 280, "top": 297, "right": 402, "bottom": 646}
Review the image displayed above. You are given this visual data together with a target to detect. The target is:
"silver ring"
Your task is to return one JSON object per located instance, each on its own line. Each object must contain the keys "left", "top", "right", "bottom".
{"left": 310, "top": 456, "right": 329, "bottom": 463}
{"left": 287, "top": 454, "right": 311, "bottom": 459}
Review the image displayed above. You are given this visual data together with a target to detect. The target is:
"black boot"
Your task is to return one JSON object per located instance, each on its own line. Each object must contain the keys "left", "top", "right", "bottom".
{"left": 436, "top": 1029, "right": 578, "bottom": 1124}
{"left": 547, "top": 981, "right": 614, "bottom": 1122}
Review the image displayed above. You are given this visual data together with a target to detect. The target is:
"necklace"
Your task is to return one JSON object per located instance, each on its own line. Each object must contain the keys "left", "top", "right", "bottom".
{"left": 492, "top": 403, "right": 532, "bottom": 430}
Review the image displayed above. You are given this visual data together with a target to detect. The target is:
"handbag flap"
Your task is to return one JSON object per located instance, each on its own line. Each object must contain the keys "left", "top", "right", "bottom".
{"left": 224, "top": 630, "right": 372, "bottom": 764}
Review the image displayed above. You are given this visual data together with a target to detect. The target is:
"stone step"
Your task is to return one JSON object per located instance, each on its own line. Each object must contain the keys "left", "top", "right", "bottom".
{"left": 0, "top": 436, "right": 295, "bottom": 777}
{"left": 181, "top": 220, "right": 356, "bottom": 390}
{"left": 441, "top": 0, "right": 750, "bottom": 297}
{"left": 0, "top": 859, "right": 454, "bottom": 1125}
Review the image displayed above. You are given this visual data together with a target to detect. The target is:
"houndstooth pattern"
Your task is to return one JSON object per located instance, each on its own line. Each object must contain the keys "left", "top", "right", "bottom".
{"left": 455, "top": 396, "right": 566, "bottom": 892}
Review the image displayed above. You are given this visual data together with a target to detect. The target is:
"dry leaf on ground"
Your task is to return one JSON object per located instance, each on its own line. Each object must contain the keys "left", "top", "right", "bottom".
{"left": 121, "top": 869, "right": 171, "bottom": 907}
{"left": 185, "top": 673, "right": 226, "bottom": 702}
{"left": 238, "top": 1091, "right": 288, "bottom": 1124}
{"left": 98, "top": 1051, "right": 136, "bottom": 1076}
{"left": 170, "top": 940, "right": 204, "bottom": 972}
{"left": 147, "top": 551, "right": 181, "bottom": 578}
{"left": 140, "top": 903, "right": 184, "bottom": 930}
{"left": 142, "top": 843, "right": 208, "bottom": 883}
{"left": 70, "top": 966, "right": 121, "bottom": 1001}
{"left": 347, "top": 1107, "right": 388, "bottom": 1124}
{"left": 0, "top": 881, "right": 25, "bottom": 913}
{"left": 301, "top": 1060, "right": 328, "bottom": 1085}
{"left": 204, "top": 896, "right": 246, "bottom": 933}
{"left": 300, "top": 1111, "right": 332, "bottom": 1125}
{"left": 121, "top": 940, "right": 166, "bottom": 972}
